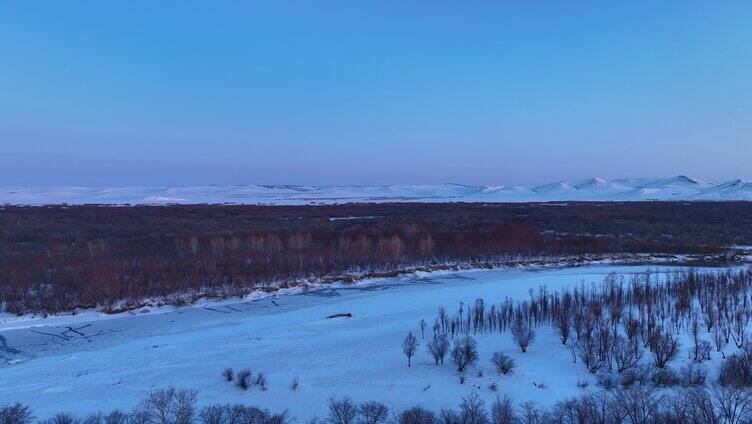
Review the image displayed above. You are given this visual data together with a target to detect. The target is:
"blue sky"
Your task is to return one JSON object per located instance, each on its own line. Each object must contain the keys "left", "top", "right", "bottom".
{"left": 1, "top": 1, "right": 750, "bottom": 186}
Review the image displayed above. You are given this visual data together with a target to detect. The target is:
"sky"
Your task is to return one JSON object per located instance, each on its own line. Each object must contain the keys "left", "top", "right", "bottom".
{"left": 1, "top": 1, "right": 750, "bottom": 186}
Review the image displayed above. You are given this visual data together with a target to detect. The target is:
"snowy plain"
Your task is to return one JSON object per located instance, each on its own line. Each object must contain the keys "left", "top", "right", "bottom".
{"left": 0, "top": 264, "right": 736, "bottom": 419}
{"left": 3, "top": 176, "right": 752, "bottom": 205}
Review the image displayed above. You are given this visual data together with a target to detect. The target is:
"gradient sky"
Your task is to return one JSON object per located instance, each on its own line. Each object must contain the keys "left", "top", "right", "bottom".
{"left": 1, "top": 1, "right": 750, "bottom": 186}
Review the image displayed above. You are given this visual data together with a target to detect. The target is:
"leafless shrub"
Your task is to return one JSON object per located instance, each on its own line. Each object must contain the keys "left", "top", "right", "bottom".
{"left": 291, "top": 377, "right": 300, "bottom": 391}
{"left": 124, "top": 410, "right": 149, "bottom": 424}
{"left": 679, "top": 364, "right": 707, "bottom": 387}
{"left": 510, "top": 317, "right": 535, "bottom": 353}
{"left": 490, "top": 352, "right": 515, "bottom": 375}
{"left": 233, "top": 404, "right": 279, "bottom": 424}
{"left": 103, "top": 410, "right": 127, "bottom": 424}
{"left": 611, "top": 386, "right": 663, "bottom": 424}
{"left": 198, "top": 404, "right": 282, "bottom": 424}
{"left": 236, "top": 369, "right": 251, "bottom": 390}
{"left": 666, "top": 388, "right": 716, "bottom": 424}
{"left": 612, "top": 336, "right": 642, "bottom": 373}
{"left": 255, "top": 373, "right": 267, "bottom": 391}
{"left": 714, "top": 327, "right": 728, "bottom": 358}
{"left": 648, "top": 328, "right": 679, "bottom": 369}
{"left": 267, "top": 411, "right": 291, "bottom": 424}
{"left": 427, "top": 334, "right": 449, "bottom": 366}
{"left": 623, "top": 314, "right": 640, "bottom": 342}
{"left": 552, "top": 394, "right": 612, "bottom": 424}
{"left": 575, "top": 338, "right": 601, "bottom": 373}
{"left": 690, "top": 320, "right": 713, "bottom": 363}
{"left": 718, "top": 352, "right": 752, "bottom": 387}
{"left": 222, "top": 368, "right": 233, "bottom": 382}
{"left": 620, "top": 366, "right": 650, "bottom": 388}
{"left": 489, "top": 396, "right": 515, "bottom": 424}
{"left": 518, "top": 401, "right": 543, "bottom": 424}
{"left": 82, "top": 412, "right": 103, "bottom": 424}
{"left": 328, "top": 397, "right": 358, "bottom": 424}
{"left": 450, "top": 336, "right": 478, "bottom": 372}
{"left": 0, "top": 403, "right": 34, "bottom": 424}
{"left": 458, "top": 393, "right": 487, "bottom": 424}
{"left": 358, "top": 401, "right": 388, "bottom": 424}
{"left": 134, "top": 387, "right": 198, "bottom": 424}
{"left": 597, "top": 373, "right": 618, "bottom": 391}
{"left": 438, "top": 408, "right": 460, "bottom": 424}
{"left": 488, "top": 381, "right": 498, "bottom": 392}
{"left": 711, "top": 384, "right": 752, "bottom": 424}
{"left": 651, "top": 367, "right": 681, "bottom": 387}
{"left": 553, "top": 312, "right": 571, "bottom": 345}
{"left": 41, "top": 413, "right": 79, "bottom": 424}
{"left": 198, "top": 405, "right": 223, "bottom": 424}
{"left": 399, "top": 407, "right": 436, "bottom": 424}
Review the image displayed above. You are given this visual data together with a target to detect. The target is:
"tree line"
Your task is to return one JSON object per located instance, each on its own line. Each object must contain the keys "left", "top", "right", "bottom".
{"left": 2, "top": 202, "right": 748, "bottom": 314}
{"left": 7, "top": 384, "right": 752, "bottom": 424}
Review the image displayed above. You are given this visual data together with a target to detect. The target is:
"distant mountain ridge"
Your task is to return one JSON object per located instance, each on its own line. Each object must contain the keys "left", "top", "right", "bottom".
{"left": 2, "top": 175, "right": 752, "bottom": 205}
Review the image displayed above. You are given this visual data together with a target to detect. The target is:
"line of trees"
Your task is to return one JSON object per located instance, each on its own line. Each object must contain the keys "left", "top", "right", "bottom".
{"left": 1, "top": 202, "right": 743, "bottom": 315}
{"left": 8, "top": 384, "right": 752, "bottom": 424}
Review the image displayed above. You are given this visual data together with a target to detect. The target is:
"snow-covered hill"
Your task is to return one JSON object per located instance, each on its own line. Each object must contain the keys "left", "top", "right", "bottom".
{"left": 2, "top": 176, "right": 752, "bottom": 205}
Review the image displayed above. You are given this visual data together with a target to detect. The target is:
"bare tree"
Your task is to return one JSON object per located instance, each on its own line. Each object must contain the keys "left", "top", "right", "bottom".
{"left": 198, "top": 405, "right": 225, "bottom": 424}
{"left": 103, "top": 410, "right": 128, "bottom": 424}
{"left": 427, "top": 334, "right": 449, "bottom": 365}
{"left": 359, "top": 402, "right": 388, "bottom": 424}
{"left": 553, "top": 313, "right": 571, "bottom": 345}
{"left": 711, "top": 384, "right": 752, "bottom": 424}
{"left": 648, "top": 328, "right": 679, "bottom": 369}
{"left": 135, "top": 387, "right": 198, "bottom": 424}
{"left": 0, "top": 403, "right": 34, "bottom": 424}
{"left": 575, "top": 337, "right": 601, "bottom": 374}
{"left": 510, "top": 317, "right": 535, "bottom": 353}
{"left": 690, "top": 320, "right": 712, "bottom": 363}
{"left": 718, "top": 348, "right": 752, "bottom": 387}
{"left": 438, "top": 408, "right": 461, "bottom": 424}
{"left": 611, "top": 386, "right": 663, "bottom": 424}
{"left": 489, "top": 396, "right": 516, "bottom": 424}
{"left": 715, "top": 327, "right": 729, "bottom": 359}
{"left": 459, "top": 393, "right": 488, "bottom": 424}
{"left": 419, "top": 319, "right": 427, "bottom": 339}
{"left": 518, "top": 402, "right": 544, "bottom": 424}
{"left": 399, "top": 407, "right": 436, "bottom": 424}
{"left": 42, "top": 413, "right": 78, "bottom": 424}
{"left": 403, "top": 332, "right": 419, "bottom": 367}
{"left": 197, "top": 404, "right": 282, "bottom": 424}
{"left": 450, "top": 336, "right": 478, "bottom": 372}
{"left": 613, "top": 335, "right": 642, "bottom": 373}
{"left": 328, "top": 397, "right": 358, "bottom": 424}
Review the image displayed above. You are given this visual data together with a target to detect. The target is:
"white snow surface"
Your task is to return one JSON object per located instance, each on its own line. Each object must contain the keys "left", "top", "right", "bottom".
{"left": 3, "top": 176, "right": 752, "bottom": 205}
{"left": 0, "top": 265, "right": 737, "bottom": 419}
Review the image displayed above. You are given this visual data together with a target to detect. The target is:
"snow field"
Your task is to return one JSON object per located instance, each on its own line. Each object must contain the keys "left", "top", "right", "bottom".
{"left": 0, "top": 265, "right": 734, "bottom": 419}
